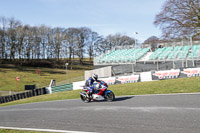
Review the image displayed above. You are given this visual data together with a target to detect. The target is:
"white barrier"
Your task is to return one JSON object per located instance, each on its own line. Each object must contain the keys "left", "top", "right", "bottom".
{"left": 182, "top": 68, "right": 200, "bottom": 77}
{"left": 116, "top": 75, "right": 139, "bottom": 84}
{"left": 153, "top": 69, "right": 180, "bottom": 79}
{"left": 72, "top": 67, "right": 200, "bottom": 90}
{"left": 72, "top": 81, "right": 85, "bottom": 90}
{"left": 140, "top": 72, "right": 152, "bottom": 82}
{"left": 85, "top": 66, "right": 112, "bottom": 80}
{"left": 99, "top": 77, "right": 116, "bottom": 85}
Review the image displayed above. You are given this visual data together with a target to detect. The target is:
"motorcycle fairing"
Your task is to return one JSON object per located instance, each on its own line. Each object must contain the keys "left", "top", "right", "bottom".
{"left": 105, "top": 90, "right": 112, "bottom": 95}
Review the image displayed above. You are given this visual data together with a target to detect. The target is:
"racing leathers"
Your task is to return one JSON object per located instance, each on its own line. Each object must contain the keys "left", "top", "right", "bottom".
{"left": 85, "top": 77, "right": 96, "bottom": 97}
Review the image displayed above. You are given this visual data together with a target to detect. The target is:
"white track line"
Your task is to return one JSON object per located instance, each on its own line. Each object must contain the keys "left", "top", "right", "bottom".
{"left": 0, "top": 126, "right": 98, "bottom": 133}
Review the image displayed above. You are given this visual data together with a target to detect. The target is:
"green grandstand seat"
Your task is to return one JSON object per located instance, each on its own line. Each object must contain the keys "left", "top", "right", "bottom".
{"left": 96, "top": 47, "right": 150, "bottom": 64}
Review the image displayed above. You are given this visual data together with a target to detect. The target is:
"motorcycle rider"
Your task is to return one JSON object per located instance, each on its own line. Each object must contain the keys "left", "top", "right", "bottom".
{"left": 85, "top": 74, "right": 99, "bottom": 97}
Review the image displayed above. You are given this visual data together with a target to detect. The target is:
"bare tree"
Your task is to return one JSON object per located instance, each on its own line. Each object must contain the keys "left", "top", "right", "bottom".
{"left": 76, "top": 27, "right": 91, "bottom": 64}
{"left": 16, "top": 25, "right": 26, "bottom": 60}
{"left": 64, "top": 28, "right": 79, "bottom": 69}
{"left": 86, "top": 31, "right": 101, "bottom": 62}
{"left": 24, "top": 25, "right": 34, "bottom": 60}
{"left": 143, "top": 36, "right": 159, "bottom": 51}
{"left": 104, "top": 34, "right": 135, "bottom": 50}
{"left": 93, "top": 35, "right": 105, "bottom": 56}
{"left": 0, "top": 17, "right": 8, "bottom": 59}
{"left": 46, "top": 28, "right": 54, "bottom": 59}
{"left": 154, "top": 0, "right": 200, "bottom": 39}
{"left": 38, "top": 25, "right": 49, "bottom": 59}
{"left": 53, "top": 27, "right": 65, "bottom": 60}
{"left": 7, "top": 17, "right": 21, "bottom": 60}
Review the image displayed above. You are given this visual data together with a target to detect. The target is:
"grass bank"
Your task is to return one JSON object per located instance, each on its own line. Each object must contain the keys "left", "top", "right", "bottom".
{"left": 109, "top": 76, "right": 200, "bottom": 95}
{"left": 0, "top": 76, "right": 200, "bottom": 107}
{"left": 0, "top": 65, "right": 86, "bottom": 92}
{"left": 0, "top": 129, "right": 49, "bottom": 133}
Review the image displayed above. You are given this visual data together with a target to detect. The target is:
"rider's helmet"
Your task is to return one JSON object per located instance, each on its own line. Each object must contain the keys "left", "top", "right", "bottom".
{"left": 92, "top": 74, "right": 98, "bottom": 81}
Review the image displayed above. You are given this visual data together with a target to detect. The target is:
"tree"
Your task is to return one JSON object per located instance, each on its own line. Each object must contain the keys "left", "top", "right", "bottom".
{"left": 86, "top": 31, "right": 101, "bottom": 62}
{"left": 104, "top": 34, "right": 135, "bottom": 50}
{"left": 76, "top": 27, "right": 91, "bottom": 64}
{"left": 7, "top": 17, "right": 21, "bottom": 60}
{"left": 38, "top": 25, "right": 49, "bottom": 59}
{"left": 53, "top": 27, "right": 65, "bottom": 60}
{"left": 143, "top": 36, "right": 159, "bottom": 51}
{"left": 63, "top": 28, "right": 78, "bottom": 69}
{"left": 92, "top": 35, "right": 105, "bottom": 57}
{"left": 25, "top": 25, "right": 33, "bottom": 60}
{"left": 16, "top": 25, "right": 26, "bottom": 60}
{"left": 31, "top": 26, "right": 41, "bottom": 59}
{"left": 46, "top": 28, "right": 54, "bottom": 59}
{"left": 0, "top": 16, "right": 8, "bottom": 59}
{"left": 154, "top": 0, "right": 200, "bottom": 39}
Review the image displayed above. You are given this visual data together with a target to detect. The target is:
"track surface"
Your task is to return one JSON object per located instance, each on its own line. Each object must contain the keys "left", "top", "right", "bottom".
{"left": 0, "top": 93, "right": 200, "bottom": 133}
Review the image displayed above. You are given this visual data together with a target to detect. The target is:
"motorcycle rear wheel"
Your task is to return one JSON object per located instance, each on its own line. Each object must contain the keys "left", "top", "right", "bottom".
{"left": 80, "top": 94, "right": 91, "bottom": 103}
{"left": 106, "top": 92, "right": 115, "bottom": 102}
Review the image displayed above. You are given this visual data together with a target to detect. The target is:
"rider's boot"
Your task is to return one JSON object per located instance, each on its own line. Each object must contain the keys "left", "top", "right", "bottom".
{"left": 89, "top": 91, "right": 93, "bottom": 98}
{"left": 86, "top": 91, "right": 92, "bottom": 98}
{"left": 86, "top": 91, "right": 90, "bottom": 98}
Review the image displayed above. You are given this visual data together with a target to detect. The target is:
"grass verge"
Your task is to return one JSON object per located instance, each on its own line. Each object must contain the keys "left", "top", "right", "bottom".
{"left": 110, "top": 76, "right": 200, "bottom": 95}
{"left": 0, "top": 129, "right": 50, "bottom": 133}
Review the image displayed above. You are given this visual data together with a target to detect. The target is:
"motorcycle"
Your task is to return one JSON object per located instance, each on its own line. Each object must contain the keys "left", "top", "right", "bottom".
{"left": 79, "top": 80, "right": 115, "bottom": 103}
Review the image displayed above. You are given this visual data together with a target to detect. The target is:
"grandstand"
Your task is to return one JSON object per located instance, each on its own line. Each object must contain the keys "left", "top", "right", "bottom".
{"left": 148, "top": 45, "right": 200, "bottom": 61}
{"left": 94, "top": 44, "right": 200, "bottom": 75}
{"left": 95, "top": 48, "right": 150, "bottom": 64}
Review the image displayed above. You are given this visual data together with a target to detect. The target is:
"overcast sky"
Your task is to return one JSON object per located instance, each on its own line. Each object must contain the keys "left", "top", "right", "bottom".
{"left": 0, "top": 0, "right": 166, "bottom": 42}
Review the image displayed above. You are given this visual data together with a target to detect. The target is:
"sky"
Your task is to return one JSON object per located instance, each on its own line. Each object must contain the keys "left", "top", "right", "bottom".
{"left": 0, "top": 0, "right": 166, "bottom": 42}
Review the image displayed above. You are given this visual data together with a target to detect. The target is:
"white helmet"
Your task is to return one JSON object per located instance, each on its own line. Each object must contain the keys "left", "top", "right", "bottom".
{"left": 92, "top": 74, "right": 98, "bottom": 81}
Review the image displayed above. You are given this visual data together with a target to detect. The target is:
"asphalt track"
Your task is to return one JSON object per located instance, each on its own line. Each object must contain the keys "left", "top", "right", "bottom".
{"left": 0, "top": 93, "right": 200, "bottom": 133}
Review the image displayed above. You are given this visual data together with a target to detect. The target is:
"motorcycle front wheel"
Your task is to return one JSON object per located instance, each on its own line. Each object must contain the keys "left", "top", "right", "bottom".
{"left": 80, "top": 94, "right": 91, "bottom": 103}
{"left": 106, "top": 92, "right": 115, "bottom": 102}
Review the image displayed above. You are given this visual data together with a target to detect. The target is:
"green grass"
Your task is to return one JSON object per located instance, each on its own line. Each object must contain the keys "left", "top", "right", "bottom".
{"left": 0, "top": 90, "right": 80, "bottom": 107}
{"left": 0, "top": 65, "right": 85, "bottom": 92}
{"left": 109, "top": 77, "right": 200, "bottom": 95}
{"left": 0, "top": 129, "right": 52, "bottom": 133}
{"left": 0, "top": 76, "right": 200, "bottom": 107}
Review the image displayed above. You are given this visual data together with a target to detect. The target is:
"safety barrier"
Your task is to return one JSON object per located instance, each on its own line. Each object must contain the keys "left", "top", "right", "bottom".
{"left": 51, "top": 83, "right": 73, "bottom": 93}
{"left": 73, "top": 67, "right": 200, "bottom": 90}
{"left": 0, "top": 87, "right": 47, "bottom": 104}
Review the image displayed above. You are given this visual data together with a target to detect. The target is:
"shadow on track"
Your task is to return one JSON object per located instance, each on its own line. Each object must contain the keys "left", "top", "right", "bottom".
{"left": 114, "top": 96, "right": 134, "bottom": 102}
{"left": 91, "top": 96, "right": 134, "bottom": 103}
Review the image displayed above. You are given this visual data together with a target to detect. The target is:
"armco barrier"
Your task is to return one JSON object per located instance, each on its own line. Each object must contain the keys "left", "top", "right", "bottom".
{"left": 52, "top": 83, "right": 73, "bottom": 93}
{"left": 0, "top": 87, "right": 47, "bottom": 104}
